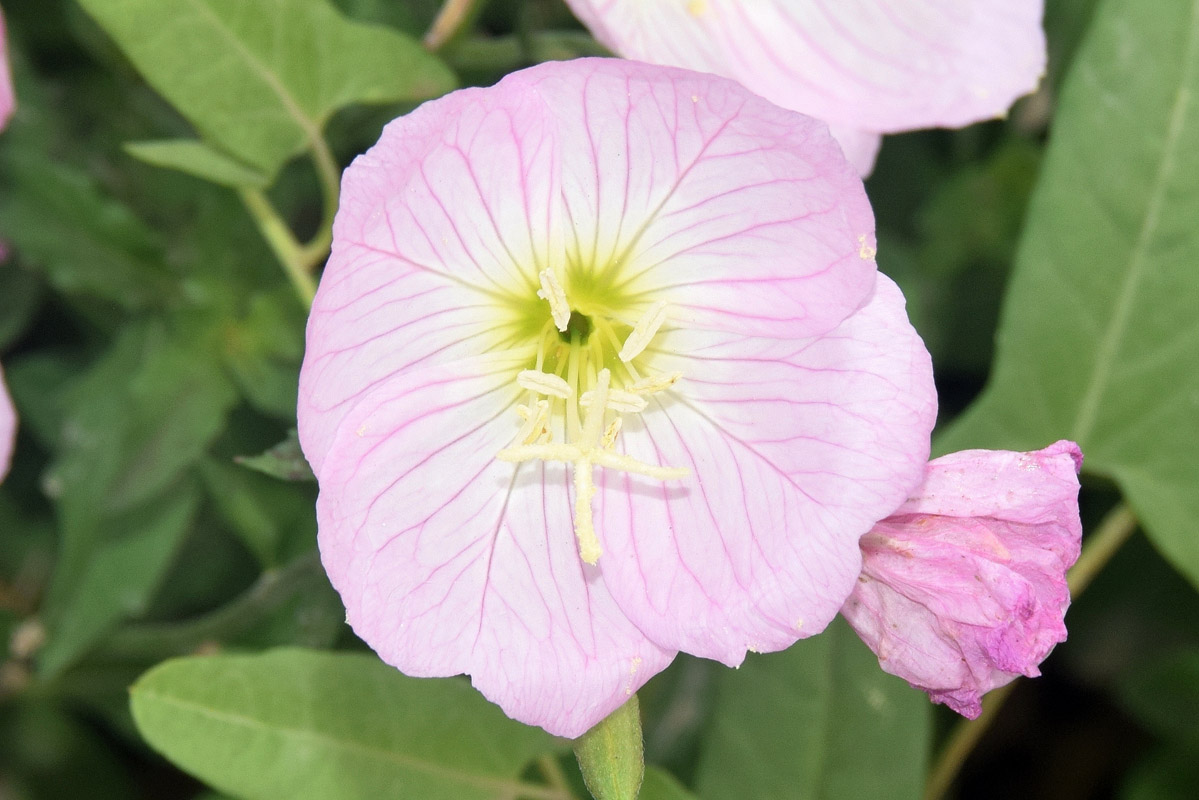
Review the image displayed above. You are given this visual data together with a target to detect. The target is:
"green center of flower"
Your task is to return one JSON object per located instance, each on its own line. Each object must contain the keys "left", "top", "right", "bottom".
{"left": 496, "top": 268, "right": 689, "bottom": 565}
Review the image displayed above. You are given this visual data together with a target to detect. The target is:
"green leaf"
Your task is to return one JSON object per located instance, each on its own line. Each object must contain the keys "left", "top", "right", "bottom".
{"left": 45, "top": 322, "right": 238, "bottom": 513}
{"left": 130, "top": 649, "right": 556, "bottom": 800}
{"left": 77, "top": 0, "right": 456, "bottom": 178}
{"left": 234, "top": 431, "right": 315, "bottom": 483}
{"left": 694, "top": 618, "right": 929, "bottom": 800}
{"left": 0, "top": 263, "right": 42, "bottom": 350}
{"left": 1117, "top": 648, "right": 1199, "bottom": 747}
{"left": 0, "top": 147, "right": 175, "bottom": 310}
{"left": 98, "top": 554, "right": 342, "bottom": 662}
{"left": 125, "top": 139, "right": 269, "bottom": 188}
{"left": 37, "top": 480, "right": 201, "bottom": 677}
{"left": 937, "top": 0, "right": 1199, "bottom": 587}
{"left": 641, "top": 768, "right": 698, "bottom": 800}
{"left": 220, "top": 291, "right": 306, "bottom": 420}
{"left": 1121, "top": 746, "right": 1199, "bottom": 800}
{"left": 198, "top": 457, "right": 317, "bottom": 567}
{"left": 574, "top": 696, "right": 644, "bottom": 800}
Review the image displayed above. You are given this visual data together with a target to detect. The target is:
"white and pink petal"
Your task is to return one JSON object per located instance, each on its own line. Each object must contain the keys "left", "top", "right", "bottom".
{"left": 300, "top": 81, "right": 562, "bottom": 475}
{"left": 538, "top": 60, "right": 877, "bottom": 340}
{"left": 316, "top": 355, "right": 673, "bottom": 737}
{"left": 595, "top": 276, "right": 936, "bottom": 663}
{"left": 563, "top": 1, "right": 1046, "bottom": 170}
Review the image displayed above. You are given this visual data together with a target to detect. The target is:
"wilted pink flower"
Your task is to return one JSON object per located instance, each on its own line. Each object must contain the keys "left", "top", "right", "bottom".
{"left": 0, "top": 4, "right": 13, "bottom": 131}
{"left": 0, "top": 365, "right": 13, "bottom": 481}
{"left": 299, "top": 58, "right": 936, "bottom": 736}
{"left": 841, "top": 441, "right": 1083, "bottom": 718}
{"left": 562, "top": 1, "right": 1046, "bottom": 174}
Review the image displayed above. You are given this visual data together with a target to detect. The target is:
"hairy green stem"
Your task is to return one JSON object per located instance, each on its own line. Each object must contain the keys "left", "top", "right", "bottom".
{"left": 922, "top": 502, "right": 1139, "bottom": 800}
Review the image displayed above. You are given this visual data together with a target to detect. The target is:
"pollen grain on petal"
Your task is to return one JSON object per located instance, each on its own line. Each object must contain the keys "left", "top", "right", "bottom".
{"left": 858, "top": 234, "right": 877, "bottom": 261}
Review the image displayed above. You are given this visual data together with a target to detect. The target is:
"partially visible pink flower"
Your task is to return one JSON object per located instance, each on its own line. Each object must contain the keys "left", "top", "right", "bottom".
{"left": 562, "top": 1, "right": 1046, "bottom": 174}
{"left": 300, "top": 58, "right": 937, "bottom": 736}
{"left": 0, "top": 4, "right": 14, "bottom": 131}
{"left": 1, "top": 6, "right": 13, "bottom": 481}
{"left": 0, "top": 364, "right": 14, "bottom": 482}
{"left": 841, "top": 441, "right": 1083, "bottom": 718}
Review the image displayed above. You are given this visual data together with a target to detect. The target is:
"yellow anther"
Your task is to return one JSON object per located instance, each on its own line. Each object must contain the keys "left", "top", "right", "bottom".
{"left": 601, "top": 418, "right": 622, "bottom": 449}
{"left": 628, "top": 371, "right": 683, "bottom": 396}
{"left": 517, "top": 369, "right": 573, "bottom": 398}
{"left": 580, "top": 388, "right": 648, "bottom": 413}
{"left": 537, "top": 269, "right": 571, "bottom": 332}
{"left": 619, "top": 300, "right": 668, "bottom": 362}
{"left": 515, "top": 400, "right": 550, "bottom": 445}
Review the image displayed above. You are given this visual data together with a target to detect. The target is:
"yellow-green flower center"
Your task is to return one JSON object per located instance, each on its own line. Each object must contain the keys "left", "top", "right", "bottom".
{"left": 496, "top": 268, "right": 688, "bottom": 565}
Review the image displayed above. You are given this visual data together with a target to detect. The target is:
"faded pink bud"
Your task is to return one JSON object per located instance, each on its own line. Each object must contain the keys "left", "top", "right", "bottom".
{"left": 840, "top": 441, "right": 1083, "bottom": 718}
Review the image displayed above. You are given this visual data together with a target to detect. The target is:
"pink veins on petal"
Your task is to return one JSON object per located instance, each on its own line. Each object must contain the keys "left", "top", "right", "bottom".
{"left": 299, "top": 58, "right": 937, "bottom": 737}
{"left": 562, "top": 0, "right": 1046, "bottom": 173}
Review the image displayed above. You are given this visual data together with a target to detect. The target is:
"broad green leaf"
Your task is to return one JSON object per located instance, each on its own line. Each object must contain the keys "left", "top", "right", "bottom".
{"left": 77, "top": 0, "right": 456, "bottom": 178}
{"left": 938, "top": 0, "right": 1199, "bottom": 587}
{"left": 37, "top": 480, "right": 201, "bottom": 677}
{"left": 1117, "top": 648, "right": 1199, "bottom": 747}
{"left": 125, "top": 139, "right": 269, "bottom": 188}
{"left": 694, "top": 618, "right": 929, "bottom": 800}
{"left": 130, "top": 649, "right": 556, "bottom": 800}
{"left": 0, "top": 146, "right": 175, "bottom": 310}
{"left": 574, "top": 696, "right": 644, "bottom": 800}
{"left": 45, "top": 323, "right": 238, "bottom": 513}
{"left": 641, "top": 768, "right": 698, "bottom": 800}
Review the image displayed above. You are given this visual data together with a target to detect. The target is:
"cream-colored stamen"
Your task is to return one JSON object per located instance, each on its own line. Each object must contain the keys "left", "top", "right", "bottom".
{"left": 628, "top": 371, "right": 683, "bottom": 395}
{"left": 580, "top": 388, "right": 648, "bottom": 413}
{"left": 517, "top": 369, "right": 573, "bottom": 398}
{"left": 601, "top": 418, "right": 622, "bottom": 449}
{"left": 537, "top": 269, "right": 571, "bottom": 332}
{"left": 515, "top": 400, "right": 550, "bottom": 445}
{"left": 619, "top": 300, "right": 668, "bottom": 362}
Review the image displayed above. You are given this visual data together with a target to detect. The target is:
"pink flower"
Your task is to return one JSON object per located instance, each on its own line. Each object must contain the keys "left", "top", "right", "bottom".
{"left": 298, "top": 58, "right": 936, "bottom": 736}
{"left": 561, "top": 1, "right": 1046, "bottom": 174}
{"left": 840, "top": 441, "right": 1083, "bottom": 718}
{"left": 0, "top": 364, "right": 13, "bottom": 482}
{"left": 0, "top": 4, "right": 13, "bottom": 131}
{"left": 1, "top": 6, "right": 12, "bottom": 481}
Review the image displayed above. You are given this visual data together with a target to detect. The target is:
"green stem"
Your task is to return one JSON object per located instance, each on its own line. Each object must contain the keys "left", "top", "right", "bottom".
{"left": 240, "top": 187, "right": 317, "bottom": 306}
{"left": 922, "top": 503, "right": 1139, "bottom": 800}
{"left": 424, "top": 0, "right": 489, "bottom": 51}
{"left": 300, "top": 133, "right": 341, "bottom": 271}
{"left": 1067, "top": 503, "right": 1138, "bottom": 596}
